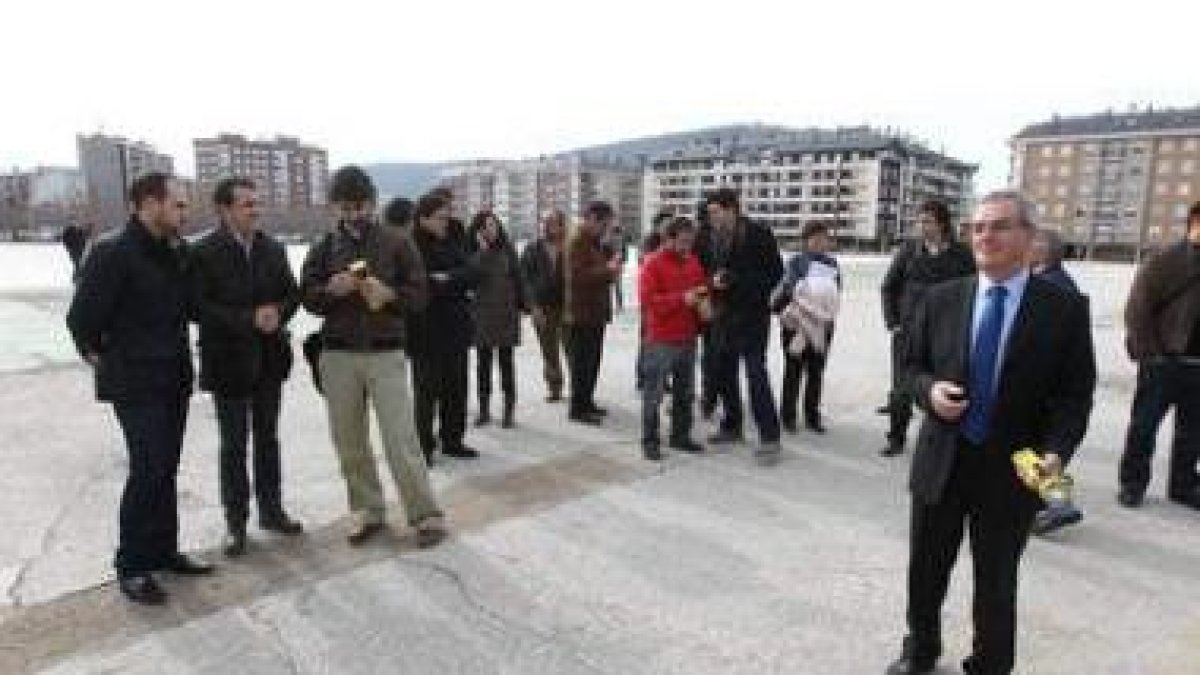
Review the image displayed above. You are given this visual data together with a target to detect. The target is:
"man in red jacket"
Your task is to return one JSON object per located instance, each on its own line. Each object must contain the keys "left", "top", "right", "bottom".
{"left": 638, "top": 217, "right": 709, "bottom": 460}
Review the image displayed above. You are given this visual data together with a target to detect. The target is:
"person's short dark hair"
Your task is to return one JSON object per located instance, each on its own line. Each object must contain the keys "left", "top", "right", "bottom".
{"left": 663, "top": 217, "right": 695, "bottom": 239}
{"left": 213, "top": 177, "right": 256, "bottom": 207}
{"left": 704, "top": 188, "right": 740, "bottom": 212}
{"left": 1188, "top": 201, "right": 1200, "bottom": 227}
{"left": 918, "top": 199, "right": 952, "bottom": 227}
{"left": 414, "top": 192, "right": 450, "bottom": 221}
{"left": 801, "top": 222, "right": 831, "bottom": 241}
{"left": 128, "top": 172, "right": 173, "bottom": 208}
{"left": 383, "top": 197, "right": 414, "bottom": 228}
{"left": 584, "top": 200, "right": 614, "bottom": 223}
{"left": 329, "top": 165, "right": 376, "bottom": 204}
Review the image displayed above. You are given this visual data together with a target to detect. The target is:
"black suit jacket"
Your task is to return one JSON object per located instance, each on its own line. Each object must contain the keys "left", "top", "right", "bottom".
{"left": 905, "top": 275, "right": 1096, "bottom": 509}
{"left": 191, "top": 226, "right": 299, "bottom": 395}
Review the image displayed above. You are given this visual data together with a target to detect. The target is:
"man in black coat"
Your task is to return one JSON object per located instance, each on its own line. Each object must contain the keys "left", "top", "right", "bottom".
{"left": 191, "top": 178, "right": 303, "bottom": 557}
{"left": 886, "top": 191, "right": 1095, "bottom": 675}
{"left": 879, "top": 199, "right": 976, "bottom": 456}
{"left": 699, "top": 188, "right": 784, "bottom": 463}
{"left": 409, "top": 191, "right": 481, "bottom": 461}
{"left": 65, "top": 173, "right": 214, "bottom": 605}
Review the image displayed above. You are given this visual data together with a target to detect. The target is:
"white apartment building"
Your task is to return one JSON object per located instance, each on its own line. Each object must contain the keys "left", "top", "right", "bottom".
{"left": 194, "top": 134, "right": 328, "bottom": 208}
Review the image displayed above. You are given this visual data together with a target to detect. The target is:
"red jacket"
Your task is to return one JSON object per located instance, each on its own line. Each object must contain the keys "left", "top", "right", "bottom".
{"left": 639, "top": 248, "right": 707, "bottom": 344}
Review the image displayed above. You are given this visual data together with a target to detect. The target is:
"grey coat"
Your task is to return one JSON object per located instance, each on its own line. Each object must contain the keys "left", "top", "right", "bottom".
{"left": 471, "top": 243, "right": 526, "bottom": 348}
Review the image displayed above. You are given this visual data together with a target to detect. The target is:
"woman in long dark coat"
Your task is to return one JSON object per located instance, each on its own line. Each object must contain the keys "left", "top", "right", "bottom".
{"left": 468, "top": 211, "right": 526, "bottom": 428}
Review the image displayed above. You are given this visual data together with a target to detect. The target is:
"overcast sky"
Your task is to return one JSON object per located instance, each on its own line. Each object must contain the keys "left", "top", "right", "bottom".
{"left": 2, "top": 0, "right": 1198, "bottom": 190}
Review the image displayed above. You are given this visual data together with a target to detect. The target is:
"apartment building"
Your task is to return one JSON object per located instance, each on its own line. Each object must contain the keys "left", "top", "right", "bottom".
{"left": 77, "top": 133, "right": 174, "bottom": 228}
{"left": 193, "top": 134, "right": 329, "bottom": 208}
{"left": 1012, "top": 106, "right": 1200, "bottom": 257}
{"left": 644, "top": 127, "right": 975, "bottom": 250}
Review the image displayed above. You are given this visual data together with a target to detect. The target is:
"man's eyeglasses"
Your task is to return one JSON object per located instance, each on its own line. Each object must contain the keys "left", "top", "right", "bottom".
{"left": 967, "top": 219, "right": 1019, "bottom": 235}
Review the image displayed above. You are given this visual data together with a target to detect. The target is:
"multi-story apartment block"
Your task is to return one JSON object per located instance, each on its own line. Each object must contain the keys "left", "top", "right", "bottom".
{"left": 1012, "top": 106, "right": 1200, "bottom": 257}
{"left": 645, "top": 127, "right": 975, "bottom": 249}
{"left": 77, "top": 133, "right": 174, "bottom": 228}
{"left": 193, "top": 134, "right": 329, "bottom": 208}
{"left": 441, "top": 155, "right": 643, "bottom": 240}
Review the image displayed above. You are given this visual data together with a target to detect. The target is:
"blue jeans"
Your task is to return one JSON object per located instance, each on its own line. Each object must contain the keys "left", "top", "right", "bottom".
{"left": 1118, "top": 359, "right": 1200, "bottom": 497}
{"left": 713, "top": 313, "right": 780, "bottom": 443}
{"left": 641, "top": 341, "right": 696, "bottom": 445}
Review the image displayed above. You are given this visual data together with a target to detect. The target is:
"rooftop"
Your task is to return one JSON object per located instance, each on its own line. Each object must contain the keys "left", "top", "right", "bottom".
{"left": 1014, "top": 105, "right": 1200, "bottom": 140}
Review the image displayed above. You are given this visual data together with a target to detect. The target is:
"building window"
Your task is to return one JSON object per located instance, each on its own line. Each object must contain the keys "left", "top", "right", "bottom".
{"left": 1038, "top": 166, "right": 1051, "bottom": 178}
{"left": 1161, "top": 139, "right": 1177, "bottom": 153}
{"left": 1179, "top": 183, "right": 1192, "bottom": 197}
{"left": 1041, "top": 145, "right": 1054, "bottom": 158}
{"left": 1158, "top": 160, "right": 1174, "bottom": 174}
{"left": 1156, "top": 182, "right": 1169, "bottom": 196}
{"left": 1058, "top": 164, "right": 1072, "bottom": 178}
{"left": 1054, "top": 185, "right": 1068, "bottom": 197}
{"left": 1059, "top": 145, "right": 1073, "bottom": 157}
{"left": 1052, "top": 203, "right": 1067, "bottom": 218}
{"left": 1184, "top": 138, "right": 1200, "bottom": 152}
{"left": 1175, "top": 203, "right": 1191, "bottom": 219}
{"left": 1181, "top": 159, "right": 1196, "bottom": 175}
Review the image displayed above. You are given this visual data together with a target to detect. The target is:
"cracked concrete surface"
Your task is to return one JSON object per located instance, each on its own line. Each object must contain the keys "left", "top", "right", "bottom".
{"left": 3, "top": 252, "right": 1200, "bottom": 674}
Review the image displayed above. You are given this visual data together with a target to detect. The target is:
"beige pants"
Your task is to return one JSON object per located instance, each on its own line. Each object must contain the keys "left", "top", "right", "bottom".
{"left": 531, "top": 305, "right": 565, "bottom": 396}
{"left": 319, "top": 349, "right": 442, "bottom": 525}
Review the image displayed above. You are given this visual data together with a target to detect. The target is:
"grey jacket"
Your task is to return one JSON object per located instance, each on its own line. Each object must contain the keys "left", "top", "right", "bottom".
{"left": 1124, "top": 240, "right": 1200, "bottom": 360}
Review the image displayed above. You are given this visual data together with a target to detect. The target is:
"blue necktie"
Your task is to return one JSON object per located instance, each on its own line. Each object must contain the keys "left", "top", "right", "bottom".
{"left": 963, "top": 285, "right": 1008, "bottom": 445}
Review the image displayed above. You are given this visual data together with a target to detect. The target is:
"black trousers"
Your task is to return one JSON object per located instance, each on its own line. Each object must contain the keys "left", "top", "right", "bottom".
{"left": 214, "top": 383, "right": 285, "bottom": 527}
{"left": 906, "top": 441, "right": 1034, "bottom": 674}
{"left": 886, "top": 329, "right": 915, "bottom": 443}
{"left": 700, "top": 327, "right": 719, "bottom": 412}
{"left": 112, "top": 395, "right": 189, "bottom": 575}
{"left": 476, "top": 346, "right": 516, "bottom": 407}
{"left": 565, "top": 323, "right": 605, "bottom": 415}
{"left": 412, "top": 344, "right": 469, "bottom": 453}
{"left": 1118, "top": 359, "right": 1200, "bottom": 497}
{"left": 712, "top": 314, "right": 780, "bottom": 442}
{"left": 779, "top": 328, "right": 827, "bottom": 427}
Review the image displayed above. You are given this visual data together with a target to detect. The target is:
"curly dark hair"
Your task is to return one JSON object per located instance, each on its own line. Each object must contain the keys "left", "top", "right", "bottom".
{"left": 383, "top": 197, "right": 414, "bottom": 228}
{"left": 328, "top": 165, "right": 376, "bottom": 204}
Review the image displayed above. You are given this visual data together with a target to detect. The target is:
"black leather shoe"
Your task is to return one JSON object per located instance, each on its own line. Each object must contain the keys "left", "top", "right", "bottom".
{"left": 260, "top": 512, "right": 304, "bottom": 535}
{"left": 806, "top": 420, "right": 827, "bottom": 434}
{"left": 118, "top": 573, "right": 167, "bottom": 605}
{"left": 569, "top": 411, "right": 603, "bottom": 426}
{"left": 163, "top": 553, "right": 215, "bottom": 576}
{"left": 1032, "top": 506, "right": 1083, "bottom": 535}
{"left": 442, "top": 444, "right": 480, "bottom": 459}
{"left": 1168, "top": 488, "right": 1200, "bottom": 510}
{"left": 880, "top": 442, "right": 905, "bottom": 457}
{"left": 347, "top": 521, "right": 385, "bottom": 546}
{"left": 884, "top": 655, "right": 935, "bottom": 674}
{"left": 223, "top": 530, "right": 248, "bottom": 557}
{"left": 1117, "top": 488, "right": 1144, "bottom": 508}
{"left": 642, "top": 442, "right": 663, "bottom": 461}
{"left": 586, "top": 405, "right": 609, "bottom": 417}
{"left": 781, "top": 419, "right": 799, "bottom": 434}
{"left": 668, "top": 438, "right": 704, "bottom": 454}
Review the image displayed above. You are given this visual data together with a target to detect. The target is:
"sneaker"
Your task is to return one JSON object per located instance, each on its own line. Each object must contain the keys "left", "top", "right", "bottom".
{"left": 1032, "top": 506, "right": 1083, "bottom": 536}
{"left": 415, "top": 516, "right": 448, "bottom": 548}
{"left": 347, "top": 520, "right": 385, "bottom": 546}
{"left": 707, "top": 429, "right": 744, "bottom": 445}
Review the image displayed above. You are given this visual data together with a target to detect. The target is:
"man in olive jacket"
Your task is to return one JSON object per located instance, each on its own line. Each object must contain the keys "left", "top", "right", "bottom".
{"left": 300, "top": 166, "right": 445, "bottom": 546}
{"left": 192, "top": 178, "right": 303, "bottom": 556}
{"left": 564, "top": 201, "right": 621, "bottom": 425}
{"left": 1118, "top": 201, "right": 1200, "bottom": 510}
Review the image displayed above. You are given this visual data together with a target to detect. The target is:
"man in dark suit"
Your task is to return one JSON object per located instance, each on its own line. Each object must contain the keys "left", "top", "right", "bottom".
{"left": 192, "top": 178, "right": 304, "bottom": 557}
{"left": 66, "top": 172, "right": 214, "bottom": 605}
{"left": 886, "top": 191, "right": 1096, "bottom": 675}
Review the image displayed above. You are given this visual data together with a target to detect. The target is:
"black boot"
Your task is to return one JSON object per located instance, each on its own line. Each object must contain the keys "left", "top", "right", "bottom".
{"left": 475, "top": 394, "right": 491, "bottom": 427}
{"left": 501, "top": 396, "right": 515, "bottom": 429}
{"left": 224, "top": 517, "right": 248, "bottom": 557}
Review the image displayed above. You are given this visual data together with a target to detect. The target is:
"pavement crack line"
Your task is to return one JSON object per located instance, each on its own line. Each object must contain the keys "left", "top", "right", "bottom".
{"left": 243, "top": 605, "right": 301, "bottom": 675}
{"left": 6, "top": 458, "right": 114, "bottom": 607}
{"left": 395, "top": 557, "right": 607, "bottom": 674}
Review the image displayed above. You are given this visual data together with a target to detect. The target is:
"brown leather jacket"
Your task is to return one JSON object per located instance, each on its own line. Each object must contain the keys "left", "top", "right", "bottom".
{"left": 1124, "top": 240, "right": 1200, "bottom": 360}
{"left": 300, "top": 219, "right": 428, "bottom": 350}
{"left": 564, "top": 229, "right": 615, "bottom": 326}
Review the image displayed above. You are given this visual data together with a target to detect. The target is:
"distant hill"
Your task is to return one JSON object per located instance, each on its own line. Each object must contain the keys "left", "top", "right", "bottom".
{"left": 363, "top": 162, "right": 449, "bottom": 200}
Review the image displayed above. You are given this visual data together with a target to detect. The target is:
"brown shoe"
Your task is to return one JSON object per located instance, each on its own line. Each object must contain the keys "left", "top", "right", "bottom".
{"left": 347, "top": 520, "right": 384, "bottom": 546}
{"left": 415, "top": 516, "right": 448, "bottom": 548}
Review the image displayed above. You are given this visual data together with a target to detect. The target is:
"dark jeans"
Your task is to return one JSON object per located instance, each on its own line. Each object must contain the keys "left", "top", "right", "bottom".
{"left": 112, "top": 395, "right": 189, "bottom": 575}
{"left": 886, "top": 328, "right": 914, "bottom": 443}
{"left": 700, "top": 326, "right": 719, "bottom": 412}
{"left": 906, "top": 441, "right": 1034, "bottom": 674}
{"left": 1118, "top": 359, "right": 1200, "bottom": 497}
{"left": 214, "top": 384, "right": 285, "bottom": 528}
{"left": 641, "top": 341, "right": 696, "bottom": 444}
{"left": 565, "top": 323, "right": 605, "bottom": 415}
{"left": 412, "top": 344, "right": 469, "bottom": 453}
{"left": 779, "top": 328, "right": 827, "bottom": 427}
{"left": 713, "top": 313, "right": 780, "bottom": 442}
{"left": 476, "top": 346, "right": 516, "bottom": 408}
